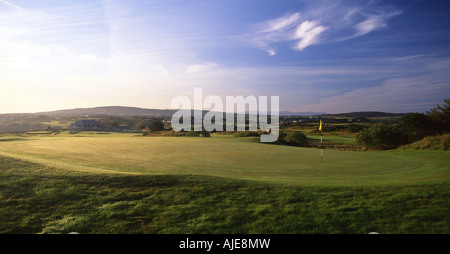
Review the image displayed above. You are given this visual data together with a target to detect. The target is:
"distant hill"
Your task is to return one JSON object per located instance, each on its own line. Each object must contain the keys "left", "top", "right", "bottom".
{"left": 280, "top": 111, "right": 326, "bottom": 116}
{"left": 10, "top": 107, "right": 405, "bottom": 119}
{"left": 37, "top": 106, "right": 178, "bottom": 117}
{"left": 34, "top": 106, "right": 327, "bottom": 117}
{"left": 324, "top": 111, "right": 406, "bottom": 118}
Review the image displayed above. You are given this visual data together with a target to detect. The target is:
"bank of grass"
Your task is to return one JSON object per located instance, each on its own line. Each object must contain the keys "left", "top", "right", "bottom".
{"left": 0, "top": 155, "right": 449, "bottom": 234}
{"left": 400, "top": 134, "right": 450, "bottom": 151}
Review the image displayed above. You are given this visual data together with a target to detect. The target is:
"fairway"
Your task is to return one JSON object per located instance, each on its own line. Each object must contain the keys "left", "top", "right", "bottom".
{"left": 0, "top": 133, "right": 448, "bottom": 186}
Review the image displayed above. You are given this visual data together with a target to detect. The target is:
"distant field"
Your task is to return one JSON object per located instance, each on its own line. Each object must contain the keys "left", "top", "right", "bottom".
{"left": 367, "top": 116, "right": 403, "bottom": 121}
{"left": 0, "top": 131, "right": 449, "bottom": 233}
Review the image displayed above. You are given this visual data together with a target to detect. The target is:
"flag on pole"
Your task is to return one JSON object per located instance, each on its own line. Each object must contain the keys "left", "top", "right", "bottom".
{"left": 319, "top": 120, "right": 323, "bottom": 163}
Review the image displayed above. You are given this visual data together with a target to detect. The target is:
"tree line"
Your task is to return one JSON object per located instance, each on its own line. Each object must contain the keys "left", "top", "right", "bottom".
{"left": 357, "top": 100, "right": 450, "bottom": 150}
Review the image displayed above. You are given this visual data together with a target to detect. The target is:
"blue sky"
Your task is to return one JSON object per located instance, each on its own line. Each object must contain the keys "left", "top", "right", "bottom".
{"left": 0, "top": 0, "right": 449, "bottom": 113}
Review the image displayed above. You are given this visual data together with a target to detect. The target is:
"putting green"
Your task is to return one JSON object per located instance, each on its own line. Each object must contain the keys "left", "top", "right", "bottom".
{"left": 0, "top": 133, "right": 448, "bottom": 186}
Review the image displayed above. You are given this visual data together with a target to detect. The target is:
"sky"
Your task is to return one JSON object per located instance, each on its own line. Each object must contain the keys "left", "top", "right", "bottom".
{"left": 0, "top": 0, "right": 449, "bottom": 114}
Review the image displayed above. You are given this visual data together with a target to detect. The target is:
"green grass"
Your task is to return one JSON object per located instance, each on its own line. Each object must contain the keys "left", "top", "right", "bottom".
{"left": 0, "top": 155, "right": 448, "bottom": 234}
{"left": 307, "top": 134, "right": 357, "bottom": 145}
{"left": 0, "top": 132, "right": 449, "bottom": 233}
{"left": 0, "top": 133, "right": 448, "bottom": 186}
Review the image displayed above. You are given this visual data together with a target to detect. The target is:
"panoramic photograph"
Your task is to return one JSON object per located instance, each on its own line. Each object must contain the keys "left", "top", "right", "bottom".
{"left": 0, "top": 0, "right": 449, "bottom": 247}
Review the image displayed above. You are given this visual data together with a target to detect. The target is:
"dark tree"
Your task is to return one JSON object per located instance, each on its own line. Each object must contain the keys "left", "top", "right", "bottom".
{"left": 401, "top": 113, "right": 435, "bottom": 142}
{"left": 110, "top": 121, "right": 120, "bottom": 128}
{"left": 347, "top": 124, "right": 366, "bottom": 133}
{"left": 427, "top": 99, "right": 450, "bottom": 133}
{"left": 149, "top": 120, "right": 165, "bottom": 131}
{"left": 357, "top": 125, "right": 409, "bottom": 150}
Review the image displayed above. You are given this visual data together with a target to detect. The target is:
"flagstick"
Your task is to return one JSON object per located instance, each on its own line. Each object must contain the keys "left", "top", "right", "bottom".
{"left": 319, "top": 120, "right": 323, "bottom": 163}
{"left": 320, "top": 133, "right": 323, "bottom": 163}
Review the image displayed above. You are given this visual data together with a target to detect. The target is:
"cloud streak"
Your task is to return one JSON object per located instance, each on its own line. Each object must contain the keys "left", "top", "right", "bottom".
{"left": 296, "top": 58, "right": 450, "bottom": 113}
{"left": 185, "top": 62, "right": 218, "bottom": 74}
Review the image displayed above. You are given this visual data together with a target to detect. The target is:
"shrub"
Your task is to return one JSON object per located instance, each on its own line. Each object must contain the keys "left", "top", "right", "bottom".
{"left": 427, "top": 99, "right": 450, "bottom": 134}
{"left": 347, "top": 124, "right": 366, "bottom": 133}
{"left": 276, "top": 132, "right": 287, "bottom": 144}
{"left": 149, "top": 120, "right": 165, "bottom": 131}
{"left": 401, "top": 113, "right": 435, "bottom": 142}
{"left": 185, "top": 130, "right": 211, "bottom": 137}
{"left": 235, "top": 131, "right": 260, "bottom": 137}
{"left": 185, "top": 131, "right": 200, "bottom": 137}
{"left": 280, "top": 131, "right": 308, "bottom": 147}
{"left": 357, "top": 125, "right": 409, "bottom": 150}
{"left": 200, "top": 130, "right": 211, "bottom": 137}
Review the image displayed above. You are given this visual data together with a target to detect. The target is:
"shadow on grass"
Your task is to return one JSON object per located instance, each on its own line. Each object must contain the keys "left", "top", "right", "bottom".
{"left": 0, "top": 138, "right": 31, "bottom": 142}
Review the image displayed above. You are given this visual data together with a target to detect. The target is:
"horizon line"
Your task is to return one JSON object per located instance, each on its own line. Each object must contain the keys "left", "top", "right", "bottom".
{"left": 0, "top": 105, "right": 419, "bottom": 116}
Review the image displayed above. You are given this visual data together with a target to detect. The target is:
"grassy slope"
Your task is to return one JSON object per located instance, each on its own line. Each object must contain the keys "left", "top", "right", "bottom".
{"left": 0, "top": 132, "right": 449, "bottom": 233}
{"left": 400, "top": 134, "right": 450, "bottom": 151}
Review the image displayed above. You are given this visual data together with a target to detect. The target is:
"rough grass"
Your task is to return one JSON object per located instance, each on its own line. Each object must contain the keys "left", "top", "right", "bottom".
{"left": 400, "top": 134, "right": 450, "bottom": 151}
{"left": 0, "top": 155, "right": 448, "bottom": 234}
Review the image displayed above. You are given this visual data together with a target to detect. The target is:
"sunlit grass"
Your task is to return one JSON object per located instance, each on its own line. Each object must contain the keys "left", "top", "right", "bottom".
{"left": 0, "top": 133, "right": 448, "bottom": 186}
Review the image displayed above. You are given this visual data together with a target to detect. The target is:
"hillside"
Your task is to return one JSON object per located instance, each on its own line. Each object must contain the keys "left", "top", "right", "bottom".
{"left": 37, "top": 106, "right": 177, "bottom": 117}
{"left": 39, "top": 107, "right": 327, "bottom": 117}
{"left": 280, "top": 111, "right": 326, "bottom": 116}
{"left": 2, "top": 106, "right": 408, "bottom": 119}
{"left": 324, "top": 111, "right": 406, "bottom": 118}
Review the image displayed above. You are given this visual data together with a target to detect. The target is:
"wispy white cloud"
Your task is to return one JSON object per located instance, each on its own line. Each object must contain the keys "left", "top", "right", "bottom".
{"left": 250, "top": 0, "right": 402, "bottom": 53}
{"left": 0, "top": 0, "right": 107, "bottom": 74}
{"left": 250, "top": 12, "right": 301, "bottom": 52}
{"left": 354, "top": 16, "right": 386, "bottom": 37}
{"left": 293, "top": 20, "right": 328, "bottom": 51}
{"left": 152, "top": 65, "right": 169, "bottom": 75}
{"left": 343, "top": 9, "right": 402, "bottom": 40}
{"left": 393, "top": 54, "right": 435, "bottom": 62}
{"left": 0, "top": 0, "right": 24, "bottom": 12}
{"left": 264, "top": 12, "right": 301, "bottom": 33}
{"left": 265, "top": 48, "right": 276, "bottom": 56}
{"left": 185, "top": 62, "right": 218, "bottom": 74}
